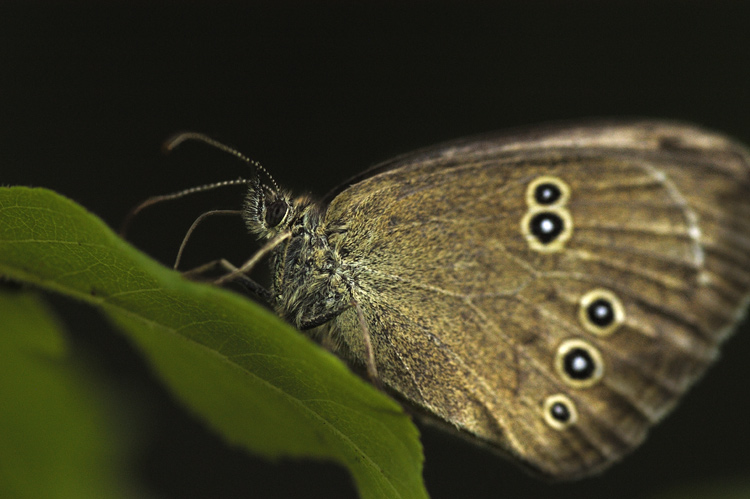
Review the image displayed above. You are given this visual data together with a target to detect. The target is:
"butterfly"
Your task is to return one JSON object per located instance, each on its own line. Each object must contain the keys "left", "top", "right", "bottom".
{"left": 152, "top": 120, "right": 750, "bottom": 479}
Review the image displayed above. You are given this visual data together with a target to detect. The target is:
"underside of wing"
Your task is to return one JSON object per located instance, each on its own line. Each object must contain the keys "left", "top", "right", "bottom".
{"left": 323, "top": 121, "right": 750, "bottom": 478}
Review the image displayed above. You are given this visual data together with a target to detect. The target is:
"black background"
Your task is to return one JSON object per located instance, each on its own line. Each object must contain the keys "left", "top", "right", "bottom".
{"left": 2, "top": 1, "right": 750, "bottom": 498}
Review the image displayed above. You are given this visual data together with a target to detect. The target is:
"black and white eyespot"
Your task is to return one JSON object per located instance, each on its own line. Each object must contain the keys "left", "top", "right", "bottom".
{"left": 530, "top": 212, "right": 563, "bottom": 242}
{"left": 526, "top": 176, "right": 570, "bottom": 208}
{"left": 543, "top": 394, "right": 578, "bottom": 430}
{"left": 521, "top": 208, "right": 573, "bottom": 252}
{"left": 555, "top": 339, "right": 604, "bottom": 388}
{"left": 579, "top": 289, "right": 625, "bottom": 336}
{"left": 264, "top": 199, "right": 289, "bottom": 228}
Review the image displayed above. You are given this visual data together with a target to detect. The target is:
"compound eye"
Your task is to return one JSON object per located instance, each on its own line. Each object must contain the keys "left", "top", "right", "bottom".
{"left": 264, "top": 199, "right": 288, "bottom": 227}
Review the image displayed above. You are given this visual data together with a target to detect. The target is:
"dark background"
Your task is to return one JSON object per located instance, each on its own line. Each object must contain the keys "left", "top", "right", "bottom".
{"left": 2, "top": 1, "right": 749, "bottom": 498}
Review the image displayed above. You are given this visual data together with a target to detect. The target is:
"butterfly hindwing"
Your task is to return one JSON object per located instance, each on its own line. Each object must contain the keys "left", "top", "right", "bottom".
{"left": 319, "top": 121, "right": 750, "bottom": 478}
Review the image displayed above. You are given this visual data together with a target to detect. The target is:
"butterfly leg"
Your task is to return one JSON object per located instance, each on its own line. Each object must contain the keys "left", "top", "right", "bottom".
{"left": 298, "top": 300, "right": 381, "bottom": 389}
{"left": 182, "top": 258, "right": 272, "bottom": 303}
{"left": 354, "top": 300, "right": 381, "bottom": 389}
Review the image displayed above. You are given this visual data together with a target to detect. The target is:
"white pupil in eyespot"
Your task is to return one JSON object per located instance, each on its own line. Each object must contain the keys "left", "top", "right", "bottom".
{"left": 540, "top": 218, "right": 555, "bottom": 233}
{"left": 571, "top": 355, "right": 588, "bottom": 373}
{"left": 593, "top": 304, "right": 609, "bottom": 318}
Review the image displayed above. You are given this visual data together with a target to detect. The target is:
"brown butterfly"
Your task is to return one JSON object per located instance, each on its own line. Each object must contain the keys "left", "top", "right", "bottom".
{"left": 148, "top": 120, "right": 750, "bottom": 479}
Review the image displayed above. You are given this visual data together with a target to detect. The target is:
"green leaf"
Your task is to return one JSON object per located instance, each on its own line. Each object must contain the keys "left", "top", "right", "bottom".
{"left": 0, "top": 186, "right": 426, "bottom": 499}
{"left": 0, "top": 289, "right": 141, "bottom": 498}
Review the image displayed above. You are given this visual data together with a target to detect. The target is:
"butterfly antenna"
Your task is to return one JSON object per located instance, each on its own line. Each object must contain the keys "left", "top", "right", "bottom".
{"left": 173, "top": 209, "right": 243, "bottom": 270}
{"left": 164, "top": 132, "right": 281, "bottom": 193}
{"left": 119, "top": 178, "right": 250, "bottom": 237}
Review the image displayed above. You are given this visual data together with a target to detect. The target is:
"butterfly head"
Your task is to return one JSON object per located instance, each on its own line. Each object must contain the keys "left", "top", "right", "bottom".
{"left": 241, "top": 172, "right": 291, "bottom": 237}
{"left": 242, "top": 174, "right": 321, "bottom": 241}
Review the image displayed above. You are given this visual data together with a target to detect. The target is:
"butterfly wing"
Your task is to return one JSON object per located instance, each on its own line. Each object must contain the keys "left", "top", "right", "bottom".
{"left": 321, "top": 121, "right": 750, "bottom": 479}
